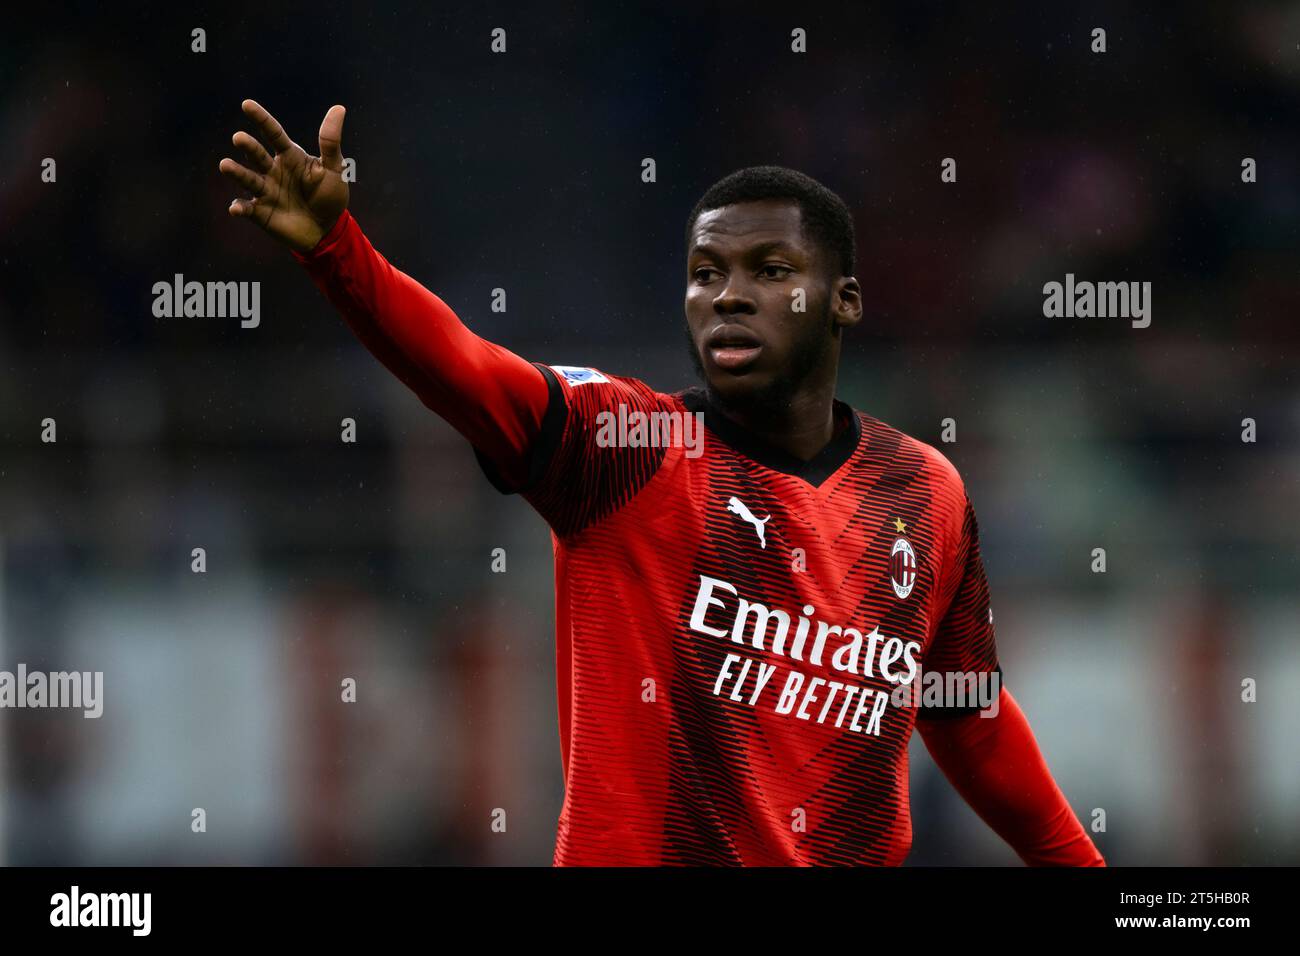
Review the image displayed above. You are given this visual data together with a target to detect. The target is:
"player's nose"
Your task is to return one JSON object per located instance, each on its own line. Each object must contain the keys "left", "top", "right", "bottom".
{"left": 712, "top": 278, "right": 757, "bottom": 315}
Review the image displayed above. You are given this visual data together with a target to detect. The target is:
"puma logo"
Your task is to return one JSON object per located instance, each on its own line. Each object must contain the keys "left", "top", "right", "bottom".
{"left": 726, "top": 496, "right": 770, "bottom": 549}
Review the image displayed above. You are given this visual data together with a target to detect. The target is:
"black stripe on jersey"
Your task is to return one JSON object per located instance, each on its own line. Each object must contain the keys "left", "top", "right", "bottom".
{"left": 678, "top": 387, "right": 861, "bottom": 487}
{"left": 913, "top": 665, "right": 1004, "bottom": 720}
{"left": 474, "top": 362, "right": 568, "bottom": 495}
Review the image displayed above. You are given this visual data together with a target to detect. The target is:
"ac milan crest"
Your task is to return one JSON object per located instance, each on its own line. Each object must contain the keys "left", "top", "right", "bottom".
{"left": 890, "top": 536, "right": 917, "bottom": 599}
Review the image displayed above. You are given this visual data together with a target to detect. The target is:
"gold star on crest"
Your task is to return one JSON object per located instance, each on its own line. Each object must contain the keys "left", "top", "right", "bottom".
{"left": 893, "top": 517, "right": 907, "bottom": 533}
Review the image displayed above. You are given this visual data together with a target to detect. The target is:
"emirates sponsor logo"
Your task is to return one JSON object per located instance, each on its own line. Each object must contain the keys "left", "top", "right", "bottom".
{"left": 687, "top": 574, "right": 998, "bottom": 737}
{"left": 689, "top": 574, "right": 921, "bottom": 683}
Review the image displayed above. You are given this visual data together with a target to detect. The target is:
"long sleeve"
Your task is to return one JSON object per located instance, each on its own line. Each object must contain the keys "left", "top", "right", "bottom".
{"left": 917, "top": 685, "right": 1105, "bottom": 866}
{"left": 292, "top": 210, "right": 552, "bottom": 488}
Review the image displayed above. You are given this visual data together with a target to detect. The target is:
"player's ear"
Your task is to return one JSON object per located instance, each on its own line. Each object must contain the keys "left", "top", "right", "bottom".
{"left": 832, "top": 276, "right": 863, "bottom": 331}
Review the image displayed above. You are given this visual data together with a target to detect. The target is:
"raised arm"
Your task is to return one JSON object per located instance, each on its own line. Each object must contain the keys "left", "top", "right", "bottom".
{"left": 218, "top": 100, "right": 551, "bottom": 486}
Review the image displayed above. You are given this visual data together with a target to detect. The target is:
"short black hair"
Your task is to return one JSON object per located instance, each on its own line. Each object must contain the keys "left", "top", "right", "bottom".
{"left": 685, "top": 166, "right": 856, "bottom": 278}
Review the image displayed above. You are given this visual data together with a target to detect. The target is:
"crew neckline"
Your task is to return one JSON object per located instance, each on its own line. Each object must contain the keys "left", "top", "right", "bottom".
{"left": 678, "top": 387, "right": 862, "bottom": 487}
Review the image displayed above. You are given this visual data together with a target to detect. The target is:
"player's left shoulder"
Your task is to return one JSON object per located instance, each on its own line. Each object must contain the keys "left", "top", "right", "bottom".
{"left": 856, "top": 411, "right": 977, "bottom": 581}
{"left": 854, "top": 408, "right": 968, "bottom": 500}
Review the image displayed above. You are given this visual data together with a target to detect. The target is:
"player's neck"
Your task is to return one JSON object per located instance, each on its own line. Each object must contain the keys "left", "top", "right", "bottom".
{"left": 709, "top": 384, "right": 840, "bottom": 463}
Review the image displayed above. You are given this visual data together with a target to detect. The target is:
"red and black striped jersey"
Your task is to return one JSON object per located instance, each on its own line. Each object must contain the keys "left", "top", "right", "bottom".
{"left": 477, "top": 364, "right": 1001, "bottom": 866}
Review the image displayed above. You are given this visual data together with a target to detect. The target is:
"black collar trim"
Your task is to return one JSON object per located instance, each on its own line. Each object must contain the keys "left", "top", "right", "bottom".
{"left": 678, "top": 387, "right": 862, "bottom": 487}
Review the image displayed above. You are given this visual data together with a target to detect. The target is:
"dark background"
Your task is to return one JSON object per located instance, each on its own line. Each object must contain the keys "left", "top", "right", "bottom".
{"left": 0, "top": 1, "right": 1296, "bottom": 864}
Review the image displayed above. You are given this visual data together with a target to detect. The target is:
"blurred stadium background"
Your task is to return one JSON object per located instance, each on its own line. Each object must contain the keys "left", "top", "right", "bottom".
{"left": 0, "top": 3, "right": 1296, "bottom": 864}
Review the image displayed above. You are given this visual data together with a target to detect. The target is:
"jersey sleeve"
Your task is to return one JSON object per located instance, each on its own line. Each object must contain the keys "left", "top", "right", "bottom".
{"left": 917, "top": 686, "right": 1105, "bottom": 865}
{"left": 475, "top": 365, "right": 673, "bottom": 537}
{"left": 917, "top": 492, "right": 1003, "bottom": 719}
{"left": 292, "top": 210, "right": 551, "bottom": 490}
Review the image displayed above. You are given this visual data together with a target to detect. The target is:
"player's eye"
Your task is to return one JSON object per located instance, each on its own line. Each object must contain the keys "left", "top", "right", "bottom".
{"left": 693, "top": 267, "right": 720, "bottom": 282}
{"left": 760, "top": 264, "right": 794, "bottom": 279}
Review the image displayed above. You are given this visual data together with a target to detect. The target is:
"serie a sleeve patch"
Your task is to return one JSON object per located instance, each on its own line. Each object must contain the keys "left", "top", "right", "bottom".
{"left": 549, "top": 365, "right": 610, "bottom": 387}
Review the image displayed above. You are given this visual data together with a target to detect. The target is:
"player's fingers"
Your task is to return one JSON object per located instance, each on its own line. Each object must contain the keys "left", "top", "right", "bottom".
{"left": 218, "top": 157, "right": 267, "bottom": 196}
{"left": 241, "top": 98, "right": 294, "bottom": 154}
{"left": 232, "top": 130, "right": 274, "bottom": 173}
{"left": 318, "top": 104, "right": 346, "bottom": 172}
{"left": 227, "top": 197, "right": 258, "bottom": 218}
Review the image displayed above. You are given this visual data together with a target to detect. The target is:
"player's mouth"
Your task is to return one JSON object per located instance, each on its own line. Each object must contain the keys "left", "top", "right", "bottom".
{"left": 706, "top": 324, "right": 763, "bottom": 372}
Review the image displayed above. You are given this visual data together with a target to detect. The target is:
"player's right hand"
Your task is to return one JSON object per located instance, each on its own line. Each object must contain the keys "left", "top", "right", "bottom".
{"left": 219, "top": 99, "right": 350, "bottom": 253}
